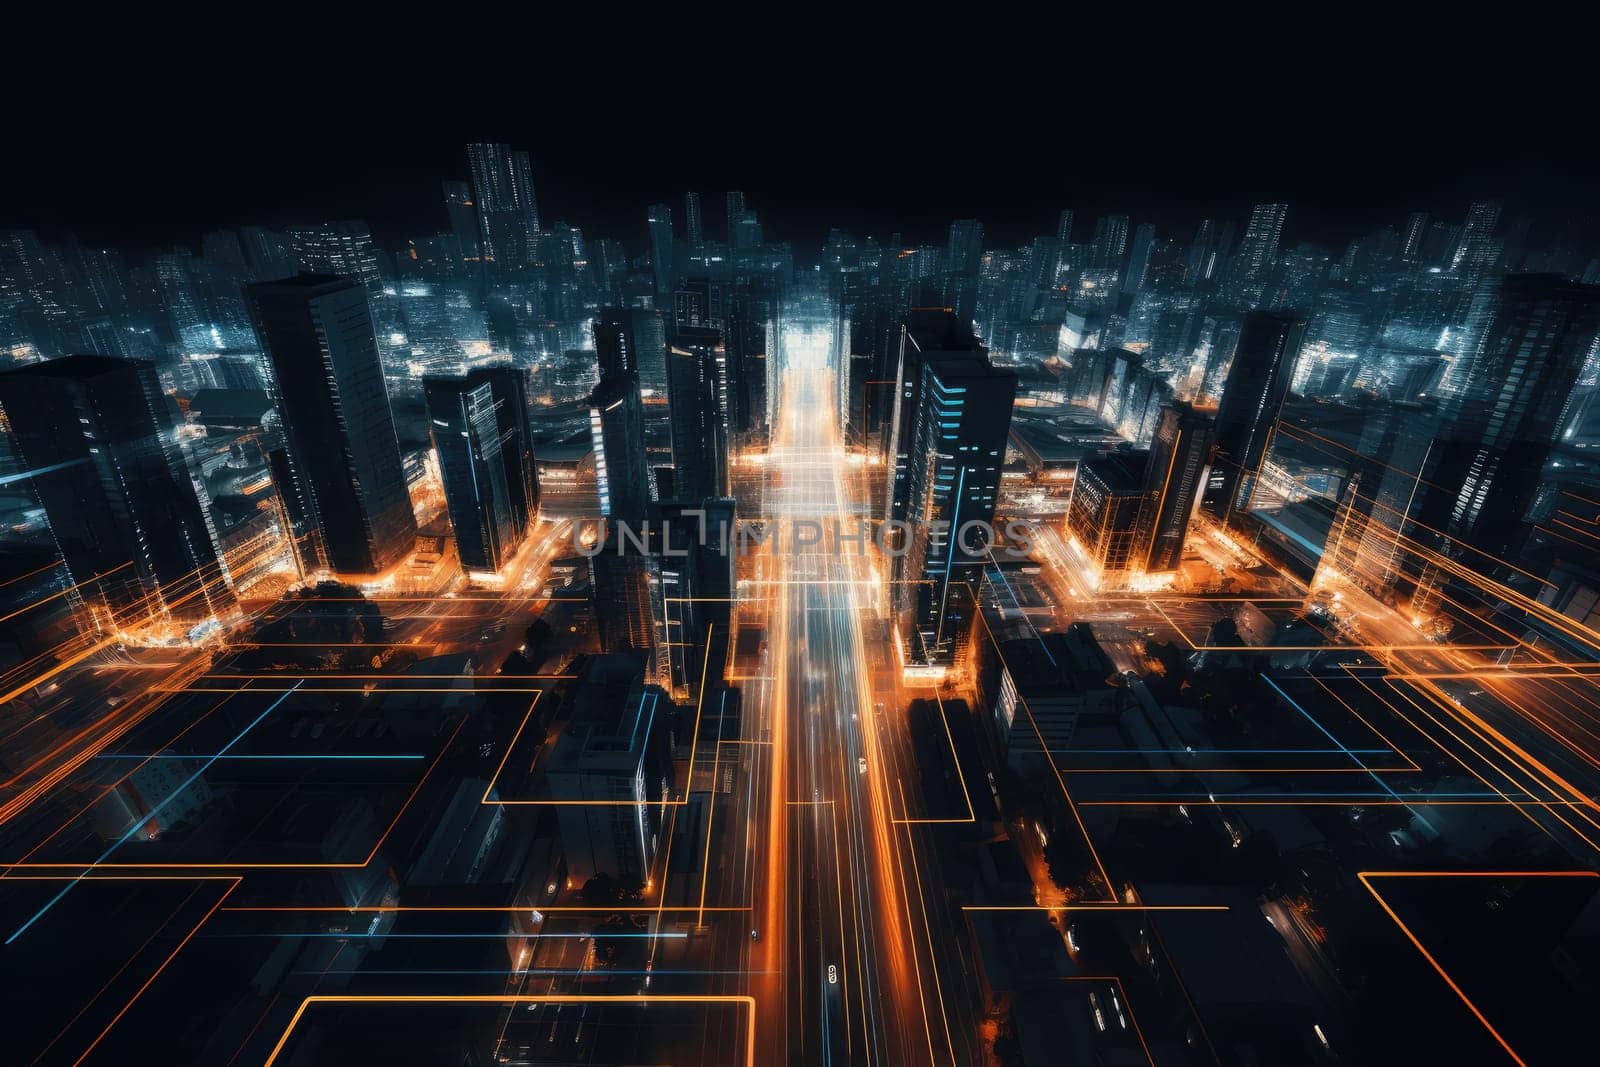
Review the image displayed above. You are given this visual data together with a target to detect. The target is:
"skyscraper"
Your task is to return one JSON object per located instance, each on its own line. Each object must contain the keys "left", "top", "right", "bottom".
{"left": 885, "top": 309, "right": 981, "bottom": 533}
{"left": 666, "top": 326, "right": 728, "bottom": 502}
{"left": 1186, "top": 218, "right": 1219, "bottom": 285}
{"left": 1322, "top": 400, "right": 1439, "bottom": 596}
{"left": 246, "top": 274, "right": 417, "bottom": 577}
{"left": 683, "top": 191, "right": 704, "bottom": 245}
{"left": 1122, "top": 222, "right": 1156, "bottom": 294}
{"left": 946, "top": 219, "right": 984, "bottom": 276}
{"left": 1052, "top": 208, "right": 1075, "bottom": 280}
{"left": 286, "top": 222, "right": 384, "bottom": 305}
{"left": 725, "top": 191, "right": 746, "bottom": 243}
{"left": 724, "top": 285, "right": 774, "bottom": 438}
{"left": 1450, "top": 199, "right": 1502, "bottom": 291}
{"left": 1419, "top": 273, "right": 1600, "bottom": 562}
{"left": 1055, "top": 209, "right": 1075, "bottom": 245}
{"left": 1141, "top": 401, "right": 1215, "bottom": 572}
{"left": 588, "top": 372, "right": 652, "bottom": 524}
{"left": 1203, "top": 309, "right": 1305, "bottom": 521}
{"left": 0, "top": 355, "right": 231, "bottom": 626}
{"left": 424, "top": 366, "right": 539, "bottom": 573}
{"left": 467, "top": 143, "right": 540, "bottom": 284}
{"left": 884, "top": 309, "right": 1016, "bottom": 664}
{"left": 441, "top": 180, "right": 480, "bottom": 264}
{"left": 594, "top": 307, "right": 670, "bottom": 404}
{"left": 589, "top": 528, "right": 669, "bottom": 685}
{"left": 1224, "top": 203, "right": 1288, "bottom": 305}
{"left": 1091, "top": 214, "right": 1130, "bottom": 271}
{"left": 647, "top": 204, "right": 674, "bottom": 296}
{"left": 1401, "top": 211, "right": 1431, "bottom": 262}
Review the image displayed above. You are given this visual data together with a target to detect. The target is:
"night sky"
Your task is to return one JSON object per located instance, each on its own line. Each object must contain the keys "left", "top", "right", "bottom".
{"left": 6, "top": 36, "right": 1596, "bottom": 256}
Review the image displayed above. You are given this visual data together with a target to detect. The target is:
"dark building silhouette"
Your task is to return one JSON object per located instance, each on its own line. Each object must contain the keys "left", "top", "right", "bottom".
{"left": 0, "top": 354, "right": 230, "bottom": 625}
{"left": 666, "top": 326, "right": 729, "bottom": 503}
{"left": 724, "top": 285, "right": 775, "bottom": 438}
{"left": 654, "top": 496, "right": 736, "bottom": 693}
{"left": 588, "top": 372, "right": 652, "bottom": 525}
{"left": 1143, "top": 401, "right": 1215, "bottom": 572}
{"left": 546, "top": 653, "right": 676, "bottom": 886}
{"left": 1204, "top": 309, "right": 1305, "bottom": 521}
{"left": 1419, "top": 273, "right": 1600, "bottom": 563}
{"left": 423, "top": 366, "right": 539, "bottom": 573}
{"left": 246, "top": 274, "right": 417, "bottom": 578}
{"left": 594, "top": 308, "right": 670, "bottom": 401}
{"left": 647, "top": 203, "right": 673, "bottom": 295}
{"left": 588, "top": 521, "right": 667, "bottom": 684}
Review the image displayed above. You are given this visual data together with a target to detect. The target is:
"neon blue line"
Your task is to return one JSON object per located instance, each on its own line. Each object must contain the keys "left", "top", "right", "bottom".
{"left": 1262, "top": 675, "right": 1437, "bottom": 833}
{"left": 0, "top": 457, "right": 89, "bottom": 486}
{"left": 6, "top": 682, "right": 303, "bottom": 945}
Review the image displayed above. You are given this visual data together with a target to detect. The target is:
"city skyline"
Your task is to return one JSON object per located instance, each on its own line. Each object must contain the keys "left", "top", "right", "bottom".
{"left": 3, "top": 113, "right": 1600, "bottom": 1066}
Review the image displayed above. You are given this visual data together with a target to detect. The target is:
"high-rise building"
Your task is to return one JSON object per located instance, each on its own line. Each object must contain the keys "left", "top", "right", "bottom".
{"left": 653, "top": 496, "right": 736, "bottom": 694}
{"left": 594, "top": 307, "right": 670, "bottom": 402}
{"left": 683, "top": 191, "right": 704, "bottom": 246}
{"left": 725, "top": 191, "right": 746, "bottom": 243}
{"left": 588, "top": 372, "right": 652, "bottom": 524}
{"left": 1224, "top": 203, "right": 1288, "bottom": 305}
{"left": 467, "top": 143, "right": 540, "bottom": 284}
{"left": 0, "top": 354, "right": 231, "bottom": 626}
{"left": 1141, "top": 401, "right": 1215, "bottom": 572}
{"left": 1052, "top": 209, "right": 1076, "bottom": 280}
{"left": 588, "top": 526, "right": 668, "bottom": 684}
{"left": 731, "top": 211, "right": 763, "bottom": 251}
{"left": 1203, "top": 309, "right": 1305, "bottom": 520}
{"left": 1065, "top": 451, "right": 1151, "bottom": 591}
{"left": 1419, "top": 273, "right": 1600, "bottom": 563}
{"left": 673, "top": 277, "right": 722, "bottom": 330}
{"left": 1186, "top": 218, "right": 1218, "bottom": 285}
{"left": 246, "top": 274, "right": 417, "bottom": 577}
{"left": 441, "top": 180, "right": 480, "bottom": 265}
{"left": 423, "top": 366, "right": 539, "bottom": 573}
{"left": 240, "top": 225, "right": 295, "bottom": 281}
{"left": 1321, "top": 400, "right": 1439, "bottom": 595}
{"left": 286, "top": 222, "right": 384, "bottom": 305}
{"left": 946, "top": 219, "right": 984, "bottom": 276}
{"left": 666, "top": 326, "right": 729, "bottom": 502}
{"left": 1401, "top": 211, "right": 1431, "bottom": 262}
{"left": 647, "top": 204, "right": 674, "bottom": 296}
{"left": 1123, "top": 223, "right": 1156, "bottom": 294}
{"left": 1450, "top": 199, "right": 1502, "bottom": 291}
{"left": 884, "top": 309, "right": 1016, "bottom": 664}
{"left": 1055, "top": 209, "right": 1075, "bottom": 245}
{"left": 724, "top": 286, "right": 774, "bottom": 438}
{"left": 1091, "top": 214, "right": 1130, "bottom": 271}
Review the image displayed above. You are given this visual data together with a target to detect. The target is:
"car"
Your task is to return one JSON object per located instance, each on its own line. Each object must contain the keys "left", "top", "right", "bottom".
{"left": 1108, "top": 987, "right": 1128, "bottom": 1030}
{"left": 750, "top": 928, "right": 760, "bottom": 942}
{"left": 1088, "top": 990, "right": 1107, "bottom": 1032}
{"left": 827, "top": 964, "right": 838, "bottom": 985}
{"left": 857, "top": 757, "right": 867, "bottom": 775}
